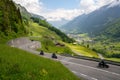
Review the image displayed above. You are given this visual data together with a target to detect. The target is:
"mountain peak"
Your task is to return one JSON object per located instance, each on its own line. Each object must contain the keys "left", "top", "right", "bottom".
{"left": 108, "top": 0, "right": 120, "bottom": 8}
{"left": 62, "top": 1, "right": 120, "bottom": 34}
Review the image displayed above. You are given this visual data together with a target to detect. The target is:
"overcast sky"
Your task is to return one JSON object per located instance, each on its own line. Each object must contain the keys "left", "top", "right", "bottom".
{"left": 13, "top": 0, "right": 115, "bottom": 21}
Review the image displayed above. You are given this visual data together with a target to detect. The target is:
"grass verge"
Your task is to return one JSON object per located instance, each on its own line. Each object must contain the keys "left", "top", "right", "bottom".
{"left": 105, "top": 58, "right": 120, "bottom": 62}
{"left": 66, "top": 44, "right": 99, "bottom": 58}
{"left": 0, "top": 44, "right": 80, "bottom": 80}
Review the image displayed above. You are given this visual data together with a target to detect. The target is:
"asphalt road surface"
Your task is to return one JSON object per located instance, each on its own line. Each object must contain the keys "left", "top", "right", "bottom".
{"left": 11, "top": 39, "right": 120, "bottom": 80}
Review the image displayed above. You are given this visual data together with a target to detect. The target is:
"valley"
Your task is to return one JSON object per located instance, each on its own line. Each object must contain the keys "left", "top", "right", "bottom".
{"left": 67, "top": 33, "right": 120, "bottom": 62}
{"left": 60, "top": 0, "right": 120, "bottom": 62}
{"left": 0, "top": 0, "right": 120, "bottom": 80}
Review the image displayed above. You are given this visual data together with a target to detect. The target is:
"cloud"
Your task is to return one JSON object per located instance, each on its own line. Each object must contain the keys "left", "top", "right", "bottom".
{"left": 13, "top": 0, "right": 84, "bottom": 21}
{"left": 79, "top": 0, "right": 114, "bottom": 13}
{"left": 80, "top": 0, "right": 95, "bottom": 9}
{"left": 13, "top": 0, "right": 115, "bottom": 21}
{"left": 13, "top": 0, "right": 43, "bottom": 15}
{"left": 42, "top": 9, "right": 84, "bottom": 21}
{"left": 108, "top": 0, "right": 120, "bottom": 8}
{"left": 45, "top": 0, "right": 115, "bottom": 21}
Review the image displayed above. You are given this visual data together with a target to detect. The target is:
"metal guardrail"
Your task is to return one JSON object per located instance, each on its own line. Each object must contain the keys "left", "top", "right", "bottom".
{"left": 61, "top": 54, "right": 120, "bottom": 66}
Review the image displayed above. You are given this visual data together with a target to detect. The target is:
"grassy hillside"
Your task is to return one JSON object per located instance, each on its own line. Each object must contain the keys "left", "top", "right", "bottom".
{"left": 29, "top": 22, "right": 61, "bottom": 40}
{"left": 101, "top": 18, "right": 120, "bottom": 38}
{"left": 0, "top": 44, "right": 79, "bottom": 80}
{"left": 29, "top": 22, "right": 74, "bottom": 55}
{"left": 66, "top": 44, "right": 99, "bottom": 58}
{"left": 31, "top": 17, "right": 75, "bottom": 43}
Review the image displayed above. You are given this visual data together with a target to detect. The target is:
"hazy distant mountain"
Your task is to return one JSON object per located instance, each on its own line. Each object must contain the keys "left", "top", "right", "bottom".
{"left": 31, "top": 13, "right": 45, "bottom": 20}
{"left": 16, "top": 4, "right": 31, "bottom": 20}
{"left": 61, "top": 0, "right": 120, "bottom": 35}
{"left": 49, "top": 19, "right": 69, "bottom": 28}
{"left": 16, "top": 4, "right": 45, "bottom": 20}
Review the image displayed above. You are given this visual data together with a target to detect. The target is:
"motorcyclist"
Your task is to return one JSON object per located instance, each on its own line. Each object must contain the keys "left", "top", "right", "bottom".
{"left": 98, "top": 60, "right": 105, "bottom": 67}
{"left": 52, "top": 53, "right": 57, "bottom": 59}
{"left": 40, "top": 50, "right": 44, "bottom": 55}
{"left": 98, "top": 60, "right": 109, "bottom": 68}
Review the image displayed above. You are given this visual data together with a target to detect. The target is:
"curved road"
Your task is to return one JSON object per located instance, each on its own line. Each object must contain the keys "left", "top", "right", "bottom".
{"left": 10, "top": 39, "right": 120, "bottom": 80}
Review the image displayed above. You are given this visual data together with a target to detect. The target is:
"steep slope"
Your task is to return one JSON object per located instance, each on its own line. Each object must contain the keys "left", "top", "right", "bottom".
{"left": 16, "top": 4, "right": 31, "bottom": 20}
{"left": 29, "top": 22, "right": 74, "bottom": 54}
{"left": 101, "top": 18, "right": 120, "bottom": 38}
{"left": 31, "top": 13, "right": 45, "bottom": 20}
{"left": 31, "top": 17, "right": 75, "bottom": 43}
{"left": 61, "top": 0, "right": 120, "bottom": 35}
{"left": 0, "top": 0, "right": 26, "bottom": 43}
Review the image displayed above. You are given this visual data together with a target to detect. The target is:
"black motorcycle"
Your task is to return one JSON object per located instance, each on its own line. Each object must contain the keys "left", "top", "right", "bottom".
{"left": 51, "top": 53, "right": 57, "bottom": 59}
{"left": 98, "top": 60, "right": 109, "bottom": 68}
{"left": 40, "top": 50, "right": 44, "bottom": 55}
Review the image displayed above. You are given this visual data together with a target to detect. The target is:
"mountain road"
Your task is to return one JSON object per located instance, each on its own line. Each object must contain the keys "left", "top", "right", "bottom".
{"left": 8, "top": 38, "right": 120, "bottom": 80}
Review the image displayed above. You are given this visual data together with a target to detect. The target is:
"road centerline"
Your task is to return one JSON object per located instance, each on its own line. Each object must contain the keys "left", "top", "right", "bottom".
{"left": 72, "top": 71, "right": 98, "bottom": 80}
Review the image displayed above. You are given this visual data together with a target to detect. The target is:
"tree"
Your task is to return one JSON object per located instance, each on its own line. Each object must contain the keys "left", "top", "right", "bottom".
{"left": 0, "top": 0, "right": 26, "bottom": 37}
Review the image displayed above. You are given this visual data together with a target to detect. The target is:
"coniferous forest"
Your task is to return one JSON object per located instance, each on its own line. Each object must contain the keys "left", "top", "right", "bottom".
{"left": 0, "top": 0, "right": 26, "bottom": 40}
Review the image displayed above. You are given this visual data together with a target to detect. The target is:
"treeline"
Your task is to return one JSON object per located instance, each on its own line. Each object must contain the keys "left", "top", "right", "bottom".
{"left": 31, "top": 17, "right": 75, "bottom": 43}
{"left": 0, "top": 0, "right": 26, "bottom": 39}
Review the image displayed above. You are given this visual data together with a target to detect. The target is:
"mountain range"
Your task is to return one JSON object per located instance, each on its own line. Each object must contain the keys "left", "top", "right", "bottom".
{"left": 61, "top": 0, "right": 120, "bottom": 36}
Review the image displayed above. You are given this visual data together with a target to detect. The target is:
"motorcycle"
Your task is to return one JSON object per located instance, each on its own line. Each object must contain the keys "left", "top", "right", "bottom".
{"left": 40, "top": 50, "right": 44, "bottom": 55}
{"left": 98, "top": 60, "right": 109, "bottom": 68}
{"left": 51, "top": 53, "right": 57, "bottom": 59}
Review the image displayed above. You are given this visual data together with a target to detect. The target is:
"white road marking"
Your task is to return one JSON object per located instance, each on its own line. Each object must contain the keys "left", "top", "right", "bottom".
{"left": 61, "top": 60, "right": 120, "bottom": 76}
{"left": 72, "top": 71, "right": 98, "bottom": 80}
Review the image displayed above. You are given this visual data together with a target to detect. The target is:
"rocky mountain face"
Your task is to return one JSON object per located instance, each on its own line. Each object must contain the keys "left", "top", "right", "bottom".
{"left": 16, "top": 4, "right": 31, "bottom": 20}
{"left": 61, "top": 0, "right": 120, "bottom": 35}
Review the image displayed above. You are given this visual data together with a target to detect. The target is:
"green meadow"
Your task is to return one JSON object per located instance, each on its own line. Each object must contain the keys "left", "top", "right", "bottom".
{"left": 66, "top": 44, "right": 99, "bottom": 58}
{"left": 29, "top": 22, "right": 74, "bottom": 55}
{"left": 0, "top": 44, "right": 79, "bottom": 80}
